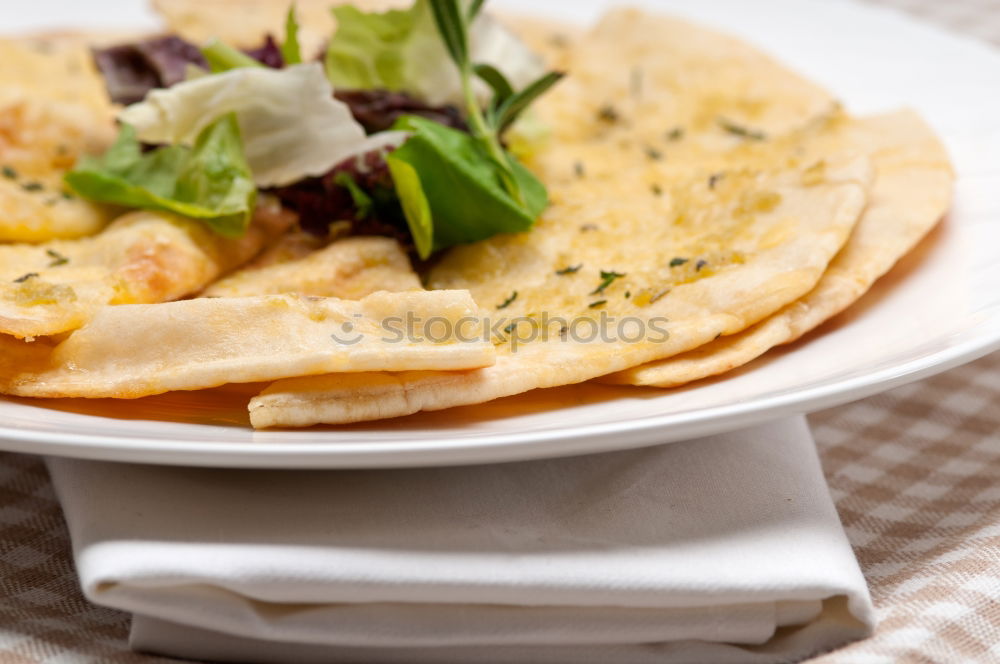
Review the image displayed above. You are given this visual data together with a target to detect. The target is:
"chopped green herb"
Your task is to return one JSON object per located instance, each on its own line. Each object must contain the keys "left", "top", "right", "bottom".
{"left": 497, "top": 291, "right": 518, "bottom": 309}
{"left": 651, "top": 184, "right": 663, "bottom": 196}
{"left": 669, "top": 257, "right": 689, "bottom": 267}
{"left": 708, "top": 173, "right": 724, "bottom": 190}
{"left": 718, "top": 118, "right": 767, "bottom": 141}
{"left": 650, "top": 288, "right": 670, "bottom": 304}
{"left": 591, "top": 270, "right": 625, "bottom": 295}
{"left": 46, "top": 249, "right": 70, "bottom": 267}
{"left": 61, "top": 191, "right": 74, "bottom": 201}
{"left": 503, "top": 322, "right": 516, "bottom": 334}
{"left": 2, "top": 166, "right": 18, "bottom": 180}
{"left": 556, "top": 264, "right": 582, "bottom": 275}
{"left": 13, "top": 273, "right": 39, "bottom": 283}
{"left": 645, "top": 146, "right": 664, "bottom": 161}
{"left": 625, "top": 291, "right": 631, "bottom": 299}
{"left": 696, "top": 259, "right": 709, "bottom": 272}
{"left": 597, "top": 105, "right": 619, "bottom": 123}
{"left": 667, "top": 127, "right": 685, "bottom": 141}
{"left": 714, "top": 332, "right": 723, "bottom": 340}
{"left": 580, "top": 224, "right": 599, "bottom": 233}
{"left": 630, "top": 67, "right": 643, "bottom": 99}
{"left": 588, "top": 299, "right": 608, "bottom": 309}
{"left": 21, "top": 181, "right": 44, "bottom": 192}
{"left": 574, "top": 161, "right": 586, "bottom": 178}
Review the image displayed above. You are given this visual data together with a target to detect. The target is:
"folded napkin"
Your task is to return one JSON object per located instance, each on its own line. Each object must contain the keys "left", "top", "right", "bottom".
{"left": 47, "top": 416, "right": 873, "bottom": 663}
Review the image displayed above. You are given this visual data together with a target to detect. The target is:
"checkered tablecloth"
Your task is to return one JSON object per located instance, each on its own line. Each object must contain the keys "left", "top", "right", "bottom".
{"left": 2, "top": 1, "right": 1000, "bottom": 662}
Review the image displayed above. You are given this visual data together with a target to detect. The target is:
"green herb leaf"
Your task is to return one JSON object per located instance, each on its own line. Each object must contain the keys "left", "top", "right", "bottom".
{"left": 387, "top": 115, "right": 545, "bottom": 259}
{"left": 64, "top": 115, "right": 256, "bottom": 237}
{"left": 426, "top": 0, "right": 561, "bottom": 208}
{"left": 467, "top": 0, "right": 486, "bottom": 20}
{"left": 718, "top": 117, "right": 767, "bottom": 141}
{"left": 281, "top": 4, "right": 303, "bottom": 65}
{"left": 426, "top": 0, "right": 517, "bottom": 205}
{"left": 497, "top": 291, "right": 517, "bottom": 309}
{"left": 333, "top": 172, "right": 374, "bottom": 219}
{"left": 556, "top": 264, "right": 582, "bottom": 275}
{"left": 473, "top": 62, "right": 514, "bottom": 107}
{"left": 428, "top": 0, "right": 469, "bottom": 68}
{"left": 385, "top": 157, "right": 434, "bottom": 259}
{"left": 201, "top": 39, "right": 266, "bottom": 72}
{"left": 591, "top": 270, "right": 626, "bottom": 295}
{"left": 46, "top": 249, "right": 70, "bottom": 267}
{"left": 496, "top": 71, "right": 565, "bottom": 132}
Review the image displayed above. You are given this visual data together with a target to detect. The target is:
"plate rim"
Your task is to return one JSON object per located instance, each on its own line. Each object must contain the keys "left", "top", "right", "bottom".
{"left": 2, "top": 329, "right": 997, "bottom": 468}
{"left": 1, "top": 0, "right": 998, "bottom": 468}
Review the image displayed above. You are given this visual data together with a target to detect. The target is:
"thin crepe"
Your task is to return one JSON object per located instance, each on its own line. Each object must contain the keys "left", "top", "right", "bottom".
{"left": 0, "top": 202, "right": 294, "bottom": 339}
{"left": 0, "top": 291, "right": 493, "bottom": 399}
{"left": 246, "top": 9, "right": 875, "bottom": 428}
{"left": 202, "top": 236, "right": 421, "bottom": 299}
{"left": 602, "top": 110, "right": 954, "bottom": 387}
{"left": 0, "top": 36, "right": 118, "bottom": 242}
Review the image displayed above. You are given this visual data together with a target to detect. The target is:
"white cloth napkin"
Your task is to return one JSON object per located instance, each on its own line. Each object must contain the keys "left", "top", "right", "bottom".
{"left": 47, "top": 416, "right": 873, "bottom": 664}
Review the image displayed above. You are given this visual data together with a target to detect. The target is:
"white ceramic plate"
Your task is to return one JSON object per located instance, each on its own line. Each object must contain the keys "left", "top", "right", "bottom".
{"left": 1, "top": 0, "right": 998, "bottom": 468}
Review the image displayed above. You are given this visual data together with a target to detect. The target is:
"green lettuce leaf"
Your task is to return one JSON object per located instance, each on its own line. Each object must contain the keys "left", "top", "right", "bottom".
{"left": 325, "top": 0, "right": 544, "bottom": 107}
{"left": 64, "top": 114, "right": 256, "bottom": 237}
{"left": 281, "top": 5, "right": 303, "bottom": 66}
{"left": 386, "top": 115, "right": 546, "bottom": 259}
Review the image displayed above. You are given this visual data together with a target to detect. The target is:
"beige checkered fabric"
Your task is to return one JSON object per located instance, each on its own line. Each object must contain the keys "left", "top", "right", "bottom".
{"left": 2, "top": 1, "right": 999, "bottom": 662}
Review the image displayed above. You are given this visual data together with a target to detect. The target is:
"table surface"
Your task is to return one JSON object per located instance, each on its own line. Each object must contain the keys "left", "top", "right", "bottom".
{"left": 3, "top": 1, "right": 1000, "bottom": 662}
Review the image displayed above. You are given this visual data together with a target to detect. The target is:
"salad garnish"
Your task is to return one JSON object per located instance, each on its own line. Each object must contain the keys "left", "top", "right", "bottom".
{"left": 71, "top": 0, "right": 562, "bottom": 259}
{"left": 65, "top": 115, "right": 257, "bottom": 236}
{"left": 117, "top": 63, "right": 380, "bottom": 188}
